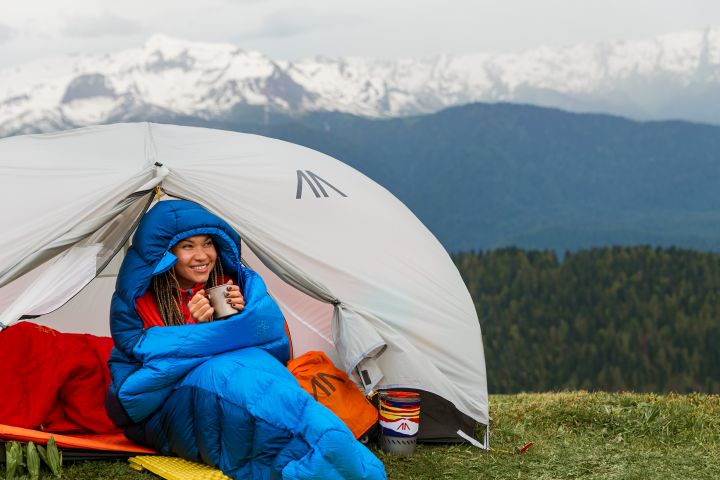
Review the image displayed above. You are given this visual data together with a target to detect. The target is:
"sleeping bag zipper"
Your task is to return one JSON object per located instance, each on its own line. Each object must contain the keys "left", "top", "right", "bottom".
{"left": 133, "top": 328, "right": 147, "bottom": 351}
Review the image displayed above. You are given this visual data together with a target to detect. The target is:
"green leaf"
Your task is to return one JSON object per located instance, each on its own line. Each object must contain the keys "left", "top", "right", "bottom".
{"left": 27, "top": 441, "right": 40, "bottom": 480}
{"left": 46, "top": 436, "right": 62, "bottom": 478}
{"left": 6, "top": 441, "right": 24, "bottom": 480}
{"left": 37, "top": 444, "right": 48, "bottom": 466}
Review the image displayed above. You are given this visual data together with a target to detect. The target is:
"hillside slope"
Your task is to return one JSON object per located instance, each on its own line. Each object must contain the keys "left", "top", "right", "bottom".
{"left": 455, "top": 246, "right": 720, "bottom": 394}
{"left": 143, "top": 102, "right": 720, "bottom": 253}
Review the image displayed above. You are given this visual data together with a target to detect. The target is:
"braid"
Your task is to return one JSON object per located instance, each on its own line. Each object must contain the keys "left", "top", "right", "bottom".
{"left": 151, "top": 270, "right": 184, "bottom": 326}
{"left": 211, "top": 259, "right": 217, "bottom": 288}
{"left": 211, "top": 259, "right": 225, "bottom": 287}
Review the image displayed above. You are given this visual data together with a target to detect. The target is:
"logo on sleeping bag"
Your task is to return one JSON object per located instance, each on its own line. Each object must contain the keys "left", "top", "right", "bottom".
{"left": 309, "top": 372, "right": 346, "bottom": 400}
{"left": 296, "top": 170, "right": 348, "bottom": 199}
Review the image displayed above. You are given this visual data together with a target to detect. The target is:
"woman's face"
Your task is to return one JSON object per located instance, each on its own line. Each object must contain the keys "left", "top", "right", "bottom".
{"left": 171, "top": 235, "right": 217, "bottom": 289}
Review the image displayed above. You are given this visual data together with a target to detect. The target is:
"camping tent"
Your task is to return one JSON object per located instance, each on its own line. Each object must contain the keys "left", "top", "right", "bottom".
{"left": 0, "top": 123, "right": 488, "bottom": 446}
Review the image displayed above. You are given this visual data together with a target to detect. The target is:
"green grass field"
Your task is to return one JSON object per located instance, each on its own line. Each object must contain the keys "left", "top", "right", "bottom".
{"left": 4, "top": 392, "right": 719, "bottom": 479}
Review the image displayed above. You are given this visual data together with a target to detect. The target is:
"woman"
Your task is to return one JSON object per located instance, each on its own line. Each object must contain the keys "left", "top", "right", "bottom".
{"left": 106, "top": 200, "right": 385, "bottom": 480}
{"left": 136, "top": 233, "right": 245, "bottom": 327}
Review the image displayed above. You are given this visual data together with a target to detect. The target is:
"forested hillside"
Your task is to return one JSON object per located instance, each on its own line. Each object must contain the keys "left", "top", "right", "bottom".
{"left": 453, "top": 246, "right": 720, "bottom": 393}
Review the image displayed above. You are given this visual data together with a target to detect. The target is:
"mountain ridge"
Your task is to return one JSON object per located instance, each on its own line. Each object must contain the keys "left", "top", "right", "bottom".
{"left": 3, "top": 28, "right": 720, "bottom": 137}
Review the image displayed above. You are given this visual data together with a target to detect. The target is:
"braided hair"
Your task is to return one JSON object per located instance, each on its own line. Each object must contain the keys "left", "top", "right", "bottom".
{"left": 151, "top": 259, "right": 225, "bottom": 326}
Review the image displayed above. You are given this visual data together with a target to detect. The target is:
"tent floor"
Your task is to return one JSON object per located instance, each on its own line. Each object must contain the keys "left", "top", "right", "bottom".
{"left": 371, "top": 390, "right": 479, "bottom": 443}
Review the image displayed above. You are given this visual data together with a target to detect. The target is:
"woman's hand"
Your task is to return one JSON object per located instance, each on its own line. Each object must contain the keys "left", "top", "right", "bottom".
{"left": 224, "top": 280, "right": 245, "bottom": 312}
{"left": 188, "top": 290, "right": 214, "bottom": 323}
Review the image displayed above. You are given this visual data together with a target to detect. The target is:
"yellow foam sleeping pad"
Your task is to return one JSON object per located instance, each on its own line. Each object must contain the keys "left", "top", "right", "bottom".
{"left": 129, "top": 455, "right": 231, "bottom": 480}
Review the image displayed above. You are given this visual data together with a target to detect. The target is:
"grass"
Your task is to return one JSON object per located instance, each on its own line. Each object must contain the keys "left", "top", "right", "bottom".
{"left": 3, "top": 392, "right": 719, "bottom": 479}
{"left": 381, "top": 391, "right": 720, "bottom": 479}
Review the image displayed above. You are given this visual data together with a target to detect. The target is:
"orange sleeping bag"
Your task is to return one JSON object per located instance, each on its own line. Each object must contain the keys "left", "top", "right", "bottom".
{"left": 288, "top": 351, "right": 378, "bottom": 439}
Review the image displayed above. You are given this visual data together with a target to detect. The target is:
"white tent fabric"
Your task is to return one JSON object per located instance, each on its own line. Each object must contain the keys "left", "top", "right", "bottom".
{"left": 0, "top": 244, "right": 101, "bottom": 326}
{"left": 0, "top": 123, "right": 488, "bottom": 427}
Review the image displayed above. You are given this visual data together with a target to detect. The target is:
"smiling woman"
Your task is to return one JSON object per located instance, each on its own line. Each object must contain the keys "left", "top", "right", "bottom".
{"left": 137, "top": 233, "right": 245, "bottom": 327}
{"left": 172, "top": 235, "right": 217, "bottom": 289}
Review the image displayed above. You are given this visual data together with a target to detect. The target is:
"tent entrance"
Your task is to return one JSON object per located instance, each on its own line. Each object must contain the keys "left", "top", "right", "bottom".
{"left": 0, "top": 192, "right": 340, "bottom": 366}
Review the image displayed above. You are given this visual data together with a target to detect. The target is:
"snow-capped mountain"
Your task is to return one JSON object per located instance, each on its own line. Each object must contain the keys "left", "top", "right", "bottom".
{"left": 2, "top": 29, "right": 720, "bottom": 137}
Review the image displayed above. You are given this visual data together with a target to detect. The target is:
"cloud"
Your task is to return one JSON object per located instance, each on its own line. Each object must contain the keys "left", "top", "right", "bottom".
{"left": 239, "top": 9, "right": 362, "bottom": 40}
{"left": 0, "top": 24, "right": 14, "bottom": 44}
{"left": 61, "top": 14, "right": 143, "bottom": 38}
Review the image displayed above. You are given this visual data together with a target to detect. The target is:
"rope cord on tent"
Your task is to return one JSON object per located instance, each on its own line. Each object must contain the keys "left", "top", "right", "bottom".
{"left": 153, "top": 162, "right": 165, "bottom": 202}
{"left": 154, "top": 185, "right": 164, "bottom": 201}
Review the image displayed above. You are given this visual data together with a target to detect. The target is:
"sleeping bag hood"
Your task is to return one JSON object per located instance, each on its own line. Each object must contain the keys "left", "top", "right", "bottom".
{"left": 110, "top": 200, "right": 265, "bottom": 352}
{"left": 107, "top": 199, "right": 290, "bottom": 425}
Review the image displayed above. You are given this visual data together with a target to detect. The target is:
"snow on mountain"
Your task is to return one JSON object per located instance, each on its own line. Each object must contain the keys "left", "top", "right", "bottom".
{"left": 2, "top": 29, "right": 720, "bottom": 137}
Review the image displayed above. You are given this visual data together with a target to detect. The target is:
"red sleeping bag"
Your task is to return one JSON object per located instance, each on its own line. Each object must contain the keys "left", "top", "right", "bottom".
{"left": 0, "top": 322, "right": 119, "bottom": 434}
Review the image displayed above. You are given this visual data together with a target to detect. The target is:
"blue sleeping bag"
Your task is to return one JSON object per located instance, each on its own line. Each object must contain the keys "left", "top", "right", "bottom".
{"left": 106, "top": 200, "right": 386, "bottom": 480}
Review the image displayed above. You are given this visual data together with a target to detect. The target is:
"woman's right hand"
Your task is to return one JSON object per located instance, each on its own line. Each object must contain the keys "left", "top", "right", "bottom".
{"left": 188, "top": 290, "right": 214, "bottom": 323}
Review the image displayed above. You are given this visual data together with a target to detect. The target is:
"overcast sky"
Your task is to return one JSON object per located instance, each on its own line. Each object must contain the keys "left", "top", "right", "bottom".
{"left": 1, "top": 0, "right": 719, "bottom": 68}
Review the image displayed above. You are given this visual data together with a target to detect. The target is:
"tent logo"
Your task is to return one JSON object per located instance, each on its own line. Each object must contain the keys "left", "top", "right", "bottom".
{"left": 309, "top": 372, "right": 346, "bottom": 400}
{"left": 296, "top": 170, "right": 348, "bottom": 199}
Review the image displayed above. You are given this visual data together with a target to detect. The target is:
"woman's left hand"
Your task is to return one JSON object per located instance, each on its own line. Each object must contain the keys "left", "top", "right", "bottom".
{"left": 224, "top": 280, "right": 245, "bottom": 312}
